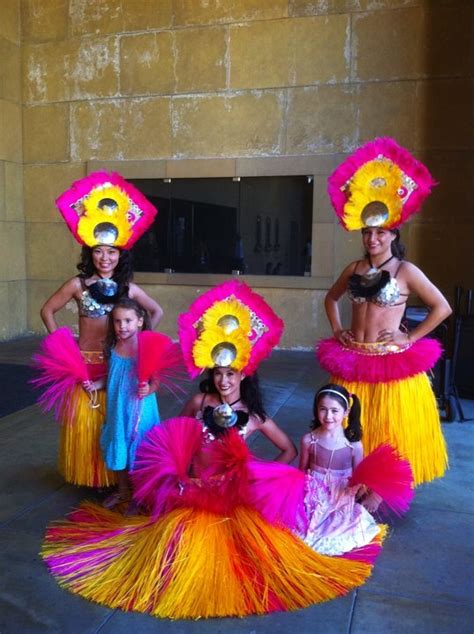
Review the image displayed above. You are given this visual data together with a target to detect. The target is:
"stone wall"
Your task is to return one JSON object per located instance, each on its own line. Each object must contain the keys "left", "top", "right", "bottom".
{"left": 0, "top": 0, "right": 26, "bottom": 339}
{"left": 15, "top": 0, "right": 474, "bottom": 344}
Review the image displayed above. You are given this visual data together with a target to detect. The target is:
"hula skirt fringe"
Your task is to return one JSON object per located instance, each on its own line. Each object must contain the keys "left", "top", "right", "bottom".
{"left": 42, "top": 502, "right": 371, "bottom": 619}
{"left": 59, "top": 385, "right": 117, "bottom": 488}
{"left": 42, "top": 418, "right": 376, "bottom": 619}
{"left": 316, "top": 338, "right": 448, "bottom": 485}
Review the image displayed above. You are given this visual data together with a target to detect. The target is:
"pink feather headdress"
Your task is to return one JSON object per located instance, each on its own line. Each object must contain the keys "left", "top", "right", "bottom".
{"left": 327, "top": 137, "right": 436, "bottom": 231}
{"left": 178, "top": 280, "right": 284, "bottom": 377}
{"left": 56, "top": 171, "right": 157, "bottom": 249}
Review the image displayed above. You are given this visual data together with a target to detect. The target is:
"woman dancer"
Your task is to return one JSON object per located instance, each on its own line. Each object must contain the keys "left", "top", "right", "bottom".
{"left": 41, "top": 282, "right": 375, "bottom": 619}
{"left": 318, "top": 137, "right": 451, "bottom": 485}
{"left": 39, "top": 172, "right": 162, "bottom": 487}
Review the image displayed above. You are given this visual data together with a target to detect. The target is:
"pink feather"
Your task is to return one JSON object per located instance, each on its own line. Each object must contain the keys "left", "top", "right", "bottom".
{"left": 349, "top": 444, "right": 414, "bottom": 516}
{"left": 31, "top": 328, "right": 92, "bottom": 419}
{"left": 178, "top": 280, "right": 284, "bottom": 377}
{"left": 316, "top": 337, "right": 442, "bottom": 383}
{"left": 247, "top": 460, "right": 307, "bottom": 530}
{"left": 131, "top": 417, "right": 203, "bottom": 517}
{"left": 137, "top": 331, "right": 187, "bottom": 397}
{"left": 327, "top": 137, "right": 436, "bottom": 229}
{"left": 55, "top": 171, "right": 157, "bottom": 249}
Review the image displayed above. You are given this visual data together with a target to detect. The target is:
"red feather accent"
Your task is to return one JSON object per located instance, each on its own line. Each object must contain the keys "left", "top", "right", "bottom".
{"left": 31, "top": 328, "right": 92, "bottom": 419}
{"left": 131, "top": 417, "right": 203, "bottom": 517}
{"left": 137, "top": 331, "right": 187, "bottom": 397}
{"left": 349, "top": 444, "right": 414, "bottom": 516}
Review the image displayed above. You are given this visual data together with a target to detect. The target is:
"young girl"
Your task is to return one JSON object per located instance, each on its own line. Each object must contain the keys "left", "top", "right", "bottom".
{"left": 84, "top": 298, "right": 160, "bottom": 511}
{"left": 181, "top": 367, "right": 297, "bottom": 464}
{"left": 298, "top": 383, "right": 383, "bottom": 556}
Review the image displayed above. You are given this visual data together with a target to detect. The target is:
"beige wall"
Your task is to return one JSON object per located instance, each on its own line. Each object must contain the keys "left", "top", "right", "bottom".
{"left": 0, "top": 0, "right": 26, "bottom": 339}
{"left": 5, "top": 0, "right": 474, "bottom": 344}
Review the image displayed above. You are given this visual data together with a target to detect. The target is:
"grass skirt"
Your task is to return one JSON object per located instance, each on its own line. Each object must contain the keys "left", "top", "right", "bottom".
{"left": 59, "top": 386, "right": 116, "bottom": 488}
{"left": 317, "top": 338, "right": 448, "bottom": 485}
{"left": 42, "top": 501, "right": 372, "bottom": 619}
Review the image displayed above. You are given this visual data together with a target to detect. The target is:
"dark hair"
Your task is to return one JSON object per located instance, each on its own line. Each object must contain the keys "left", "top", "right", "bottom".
{"left": 105, "top": 298, "right": 150, "bottom": 357}
{"left": 76, "top": 246, "right": 133, "bottom": 295}
{"left": 311, "top": 383, "right": 362, "bottom": 442}
{"left": 199, "top": 368, "right": 268, "bottom": 422}
{"left": 390, "top": 229, "right": 406, "bottom": 260}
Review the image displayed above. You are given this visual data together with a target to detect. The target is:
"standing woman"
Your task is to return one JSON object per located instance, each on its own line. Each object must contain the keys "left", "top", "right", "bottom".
{"left": 317, "top": 138, "right": 451, "bottom": 485}
{"left": 39, "top": 172, "right": 163, "bottom": 487}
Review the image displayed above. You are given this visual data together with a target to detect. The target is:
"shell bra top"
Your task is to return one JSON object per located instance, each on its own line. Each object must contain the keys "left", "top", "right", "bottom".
{"left": 78, "top": 277, "right": 121, "bottom": 318}
{"left": 196, "top": 394, "right": 249, "bottom": 442}
{"left": 347, "top": 259, "right": 409, "bottom": 308}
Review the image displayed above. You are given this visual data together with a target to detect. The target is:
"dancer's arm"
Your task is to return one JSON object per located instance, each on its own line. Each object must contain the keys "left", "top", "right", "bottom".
{"left": 377, "top": 262, "right": 452, "bottom": 344}
{"left": 325, "top": 262, "right": 357, "bottom": 344}
{"left": 180, "top": 393, "right": 204, "bottom": 418}
{"left": 40, "top": 277, "right": 80, "bottom": 333}
{"left": 257, "top": 417, "right": 297, "bottom": 464}
{"left": 129, "top": 283, "right": 163, "bottom": 329}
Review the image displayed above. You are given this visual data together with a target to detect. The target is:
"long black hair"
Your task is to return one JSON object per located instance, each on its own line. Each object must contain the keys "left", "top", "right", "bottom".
{"left": 104, "top": 298, "right": 150, "bottom": 358}
{"left": 199, "top": 368, "right": 268, "bottom": 422}
{"left": 389, "top": 229, "right": 406, "bottom": 260}
{"left": 311, "top": 383, "right": 362, "bottom": 442}
{"left": 76, "top": 246, "right": 133, "bottom": 294}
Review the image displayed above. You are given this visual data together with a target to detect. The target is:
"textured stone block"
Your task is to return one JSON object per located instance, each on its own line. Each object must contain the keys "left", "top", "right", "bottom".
{"left": 0, "top": 221, "right": 26, "bottom": 281}
{"left": 312, "top": 174, "right": 334, "bottom": 223}
{"left": 292, "top": 15, "right": 350, "bottom": 85}
{"left": 0, "top": 280, "right": 27, "bottom": 339}
{"left": 175, "top": 27, "right": 226, "bottom": 93}
{"left": 415, "top": 79, "right": 474, "bottom": 150}
{"left": 0, "top": 99, "right": 22, "bottom": 161}
{"left": 166, "top": 158, "right": 235, "bottom": 178}
{"left": 27, "top": 279, "right": 78, "bottom": 332}
{"left": 353, "top": 6, "right": 472, "bottom": 81}
{"left": 286, "top": 85, "right": 357, "bottom": 154}
{"left": 413, "top": 151, "right": 474, "bottom": 224}
{"left": 4, "top": 161, "right": 23, "bottom": 221}
{"left": 24, "top": 163, "right": 86, "bottom": 223}
{"left": 172, "top": 92, "right": 284, "bottom": 157}
{"left": 0, "top": 37, "right": 20, "bottom": 102}
{"left": 312, "top": 222, "right": 334, "bottom": 277}
{"left": 230, "top": 20, "right": 291, "bottom": 89}
{"left": 357, "top": 81, "right": 417, "bottom": 149}
{"left": 69, "top": 0, "right": 123, "bottom": 36}
{"left": 120, "top": 32, "right": 175, "bottom": 96}
{"left": 122, "top": 0, "right": 173, "bottom": 31}
{"left": 173, "top": 0, "right": 288, "bottom": 27}
{"left": 290, "top": 0, "right": 421, "bottom": 16}
{"left": 23, "top": 104, "right": 69, "bottom": 163}
{"left": 26, "top": 222, "right": 78, "bottom": 280}
{"left": 0, "top": 0, "right": 20, "bottom": 44}
{"left": 408, "top": 222, "right": 474, "bottom": 297}
{"left": 23, "top": 38, "right": 119, "bottom": 103}
{"left": 21, "top": 0, "right": 68, "bottom": 42}
{"left": 71, "top": 97, "right": 172, "bottom": 161}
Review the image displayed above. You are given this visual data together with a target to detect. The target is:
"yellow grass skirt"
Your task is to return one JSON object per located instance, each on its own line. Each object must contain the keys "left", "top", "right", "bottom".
{"left": 59, "top": 386, "right": 116, "bottom": 488}
{"left": 42, "top": 502, "right": 372, "bottom": 619}
{"left": 332, "top": 373, "right": 447, "bottom": 485}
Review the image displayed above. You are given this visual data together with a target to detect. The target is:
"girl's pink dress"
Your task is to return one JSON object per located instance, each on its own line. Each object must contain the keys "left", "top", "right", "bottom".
{"left": 299, "top": 434, "right": 380, "bottom": 556}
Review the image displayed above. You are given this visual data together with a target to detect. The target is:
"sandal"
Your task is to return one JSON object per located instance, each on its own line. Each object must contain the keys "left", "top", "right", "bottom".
{"left": 102, "top": 491, "right": 130, "bottom": 510}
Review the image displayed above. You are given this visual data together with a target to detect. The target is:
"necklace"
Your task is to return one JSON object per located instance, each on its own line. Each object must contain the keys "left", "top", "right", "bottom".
{"left": 367, "top": 254, "right": 394, "bottom": 271}
{"left": 362, "top": 255, "right": 394, "bottom": 287}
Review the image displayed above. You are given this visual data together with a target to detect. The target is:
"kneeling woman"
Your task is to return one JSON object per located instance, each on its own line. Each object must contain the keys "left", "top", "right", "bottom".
{"left": 41, "top": 281, "right": 375, "bottom": 619}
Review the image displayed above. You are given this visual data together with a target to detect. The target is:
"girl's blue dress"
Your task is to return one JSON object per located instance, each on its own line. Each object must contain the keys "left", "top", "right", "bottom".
{"left": 100, "top": 349, "right": 160, "bottom": 471}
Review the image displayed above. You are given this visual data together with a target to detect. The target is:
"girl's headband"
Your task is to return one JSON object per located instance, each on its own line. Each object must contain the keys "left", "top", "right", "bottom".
{"left": 317, "top": 388, "right": 351, "bottom": 409}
